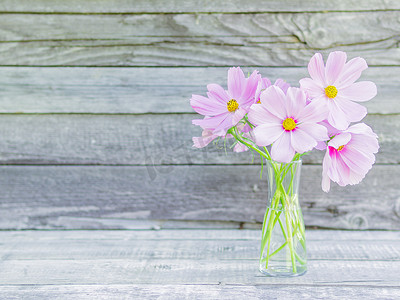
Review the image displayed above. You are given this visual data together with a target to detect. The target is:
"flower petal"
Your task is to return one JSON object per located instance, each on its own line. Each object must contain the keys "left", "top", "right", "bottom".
{"left": 207, "top": 84, "right": 230, "bottom": 104}
{"left": 335, "top": 57, "right": 368, "bottom": 88}
{"left": 347, "top": 142, "right": 376, "bottom": 164}
{"left": 290, "top": 129, "right": 317, "bottom": 153}
{"left": 335, "top": 155, "right": 351, "bottom": 186}
{"left": 255, "top": 77, "right": 272, "bottom": 103}
{"left": 274, "top": 78, "right": 290, "bottom": 94}
{"left": 349, "top": 134, "right": 379, "bottom": 154}
{"left": 248, "top": 102, "right": 281, "bottom": 126}
{"left": 307, "top": 53, "right": 326, "bottom": 86}
{"left": 259, "top": 85, "right": 287, "bottom": 119}
{"left": 192, "top": 130, "right": 218, "bottom": 148}
{"left": 347, "top": 169, "right": 366, "bottom": 185}
{"left": 240, "top": 70, "right": 261, "bottom": 104}
{"left": 297, "top": 96, "right": 328, "bottom": 123}
{"left": 335, "top": 97, "right": 367, "bottom": 123}
{"left": 315, "top": 140, "right": 327, "bottom": 151}
{"left": 190, "top": 94, "right": 226, "bottom": 116}
{"left": 345, "top": 123, "right": 379, "bottom": 153}
{"left": 297, "top": 123, "right": 328, "bottom": 141}
{"left": 325, "top": 51, "right": 347, "bottom": 85}
{"left": 271, "top": 133, "right": 295, "bottom": 163}
{"left": 252, "top": 123, "right": 284, "bottom": 146}
{"left": 327, "top": 100, "right": 349, "bottom": 130}
{"left": 232, "top": 106, "right": 247, "bottom": 125}
{"left": 319, "top": 120, "right": 341, "bottom": 137}
{"left": 328, "top": 132, "right": 351, "bottom": 149}
{"left": 321, "top": 150, "right": 331, "bottom": 192}
{"left": 299, "top": 77, "right": 324, "bottom": 98}
{"left": 192, "top": 113, "right": 230, "bottom": 130}
{"left": 345, "top": 123, "right": 377, "bottom": 138}
{"left": 327, "top": 149, "right": 340, "bottom": 183}
{"left": 213, "top": 114, "right": 235, "bottom": 135}
{"left": 340, "top": 147, "right": 373, "bottom": 175}
{"left": 339, "top": 81, "right": 377, "bottom": 102}
{"left": 227, "top": 67, "right": 245, "bottom": 99}
{"left": 342, "top": 146, "right": 374, "bottom": 184}
{"left": 285, "top": 87, "right": 306, "bottom": 118}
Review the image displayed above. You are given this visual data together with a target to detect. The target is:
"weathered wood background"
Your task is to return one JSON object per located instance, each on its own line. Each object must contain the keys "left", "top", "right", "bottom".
{"left": 0, "top": 0, "right": 400, "bottom": 230}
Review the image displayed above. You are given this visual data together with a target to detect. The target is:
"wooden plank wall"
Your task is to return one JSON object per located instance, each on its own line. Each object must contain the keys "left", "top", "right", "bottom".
{"left": 0, "top": 1, "right": 399, "bottom": 230}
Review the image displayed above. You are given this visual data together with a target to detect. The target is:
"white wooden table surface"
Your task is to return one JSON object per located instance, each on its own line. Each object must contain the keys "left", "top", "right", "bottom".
{"left": 0, "top": 229, "right": 399, "bottom": 299}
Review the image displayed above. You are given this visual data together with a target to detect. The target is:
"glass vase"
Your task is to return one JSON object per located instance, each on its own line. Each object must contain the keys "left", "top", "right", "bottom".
{"left": 259, "top": 159, "right": 307, "bottom": 277}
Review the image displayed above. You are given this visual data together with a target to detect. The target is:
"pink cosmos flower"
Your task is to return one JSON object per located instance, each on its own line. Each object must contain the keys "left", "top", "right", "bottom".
{"left": 248, "top": 86, "right": 329, "bottom": 163}
{"left": 321, "top": 123, "right": 379, "bottom": 192}
{"left": 299, "top": 51, "right": 377, "bottom": 130}
{"left": 254, "top": 78, "right": 290, "bottom": 104}
{"left": 191, "top": 67, "right": 261, "bottom": 135}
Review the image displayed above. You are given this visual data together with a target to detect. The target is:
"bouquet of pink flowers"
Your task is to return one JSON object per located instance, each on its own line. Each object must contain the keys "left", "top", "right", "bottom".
{"left": 190, "top": 51, "right": 379, "bottom": 276}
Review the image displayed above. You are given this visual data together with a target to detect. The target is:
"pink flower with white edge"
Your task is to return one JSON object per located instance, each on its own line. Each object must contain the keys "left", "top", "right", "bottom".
{"left": 321, "top": 123, "right": 379, "bottom": 192}
{"left": 191, "top": 67, "right": 261, "bottom": 135}
{"left": 248, "top": 86, "right": 329, "bottom": 163}
{"left": 299, "top": 51, "right": 377, "bottom": 130}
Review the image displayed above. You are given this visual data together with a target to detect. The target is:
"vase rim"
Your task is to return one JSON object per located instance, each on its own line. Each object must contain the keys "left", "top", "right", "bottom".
{"left": 265, "top": 159, "right": 302, "bottom": 165}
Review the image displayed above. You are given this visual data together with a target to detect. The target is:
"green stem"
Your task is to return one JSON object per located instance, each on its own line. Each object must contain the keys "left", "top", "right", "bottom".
{"left": 279, "top": 174, "right": 297, "bottom": 273}
{"left": 229, "top": 125, "right": 306, "bottom": 273}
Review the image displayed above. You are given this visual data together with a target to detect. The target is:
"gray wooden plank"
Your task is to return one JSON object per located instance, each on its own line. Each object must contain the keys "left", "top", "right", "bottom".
{"left": 0, "top": 284, "right": 399, "bottom": 300}
{"left": 1, "top": 230, "right": 399, "bottom": 296}
{"left": 0, "top": 11, "right": 398, "bottom": 67}
{"left": 0, "top": 114, "right": 396, "bottom": 165}
{"left": 0, "top": 165, "right": 398, "bottom": 230}
{"left": 0, "top": 67, "right": 397, "bottom": 114}
{"left": 1, "top": 231, "right": 399, "bottom": 261}
{"left": 0, "top": 38, "right": 398, "bottom": 67}
{"left": 1, "top": 229, "right": 399, "bottom": 241}
{"left": 1, "top": 12, "right": 398, "bottom": 48}
{"left": 1, "top": 258, "right": 399, "bottom": 286}
{"left": 1, "top": 0, "right": 399, "bottom": 13}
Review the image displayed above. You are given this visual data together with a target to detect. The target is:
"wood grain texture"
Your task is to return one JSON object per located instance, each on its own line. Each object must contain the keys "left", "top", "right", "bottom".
{"left": 0, "top": 0, "right": 399, "bottom": 13}
{"left": 0, "top": 114, "right": 396, "bottom": 165}
{"left": 1, "top": 259, "right": 399, "bottom": 285}
{"left": 0, "top": 11, "right": 398, "bottom": 66}
{"left": 0, "top": 230, "right": 400, "bottom": 290}
{"left": 1, "top": 230, "right": 399, "bottom": 298}
{"left": 1, "top": 285, "right": 399, "bottom": 300}
{"left": 2, "top": 229, "right": 400, "bottom": 241}
{"left": 0, "top": 66, "right": 397, "bottom": 114}
{"left": 0, "top": 165, "right": 399, "bottom": 230}
{"left": 0, "top": 38, "right": 398, "bottom": 67}
{"left": 1, "top": 230, "right": 399, "bottom": 261}
{"left": 1, "top": 12, "right": 398, "bottom": 47}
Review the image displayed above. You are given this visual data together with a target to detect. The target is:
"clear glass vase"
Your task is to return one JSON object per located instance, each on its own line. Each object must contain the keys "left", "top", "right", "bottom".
{"left": 259, "top": 159, "right": 307, "bottom": 277}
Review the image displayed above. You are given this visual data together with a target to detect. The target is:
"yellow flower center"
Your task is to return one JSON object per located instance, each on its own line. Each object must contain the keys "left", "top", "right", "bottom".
{"left": 227, "top": 99, "right": 239, "bottom": 112}
{"left": 325, "top": 85, "right": 338, "bottom": 98}
{"left": 256, "top": 100, "right": 261, "bottom": 104}
{"left": 337, "top": 145, "right": 345, "bottom": 151}
{"left": 282, "top": 117, "right": 296, "bottom": 131}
